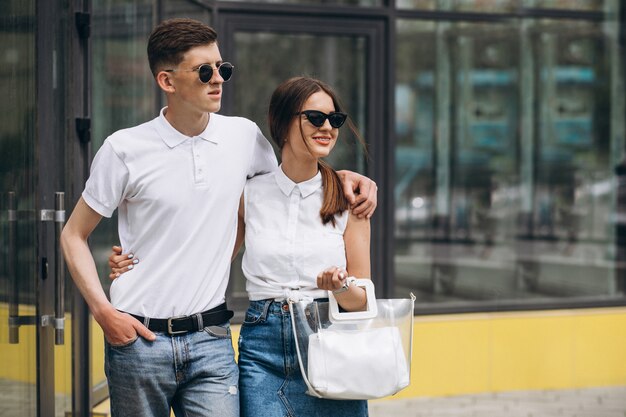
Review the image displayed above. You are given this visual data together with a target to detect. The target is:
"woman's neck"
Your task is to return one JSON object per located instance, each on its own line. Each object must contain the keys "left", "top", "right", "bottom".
{"left": 281, "top": 152, "right": 319, "bottom": 184}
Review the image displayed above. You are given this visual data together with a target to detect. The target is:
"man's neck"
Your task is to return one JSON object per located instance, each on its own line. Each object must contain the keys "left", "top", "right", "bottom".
{"left": 164, "top": 107, "right": 210, "bottom": 137}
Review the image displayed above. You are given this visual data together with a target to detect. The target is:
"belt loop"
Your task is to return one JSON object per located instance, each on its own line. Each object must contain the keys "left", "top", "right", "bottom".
{"left": 143, "top": 317, "right": 150, "bottom": 328}
{"left": 195, "top": 313, "right": 204, "bottom": 330}
{"left": 262, "top": 299, "right": 273, "bottom": 320}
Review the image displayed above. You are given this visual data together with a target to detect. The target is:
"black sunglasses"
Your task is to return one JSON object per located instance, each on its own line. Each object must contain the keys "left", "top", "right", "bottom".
{"left": 298, "top": 110, "right": 348, "bottom": 128}
{"left": 164, "top": 62, "right": 234, "bottom": 83}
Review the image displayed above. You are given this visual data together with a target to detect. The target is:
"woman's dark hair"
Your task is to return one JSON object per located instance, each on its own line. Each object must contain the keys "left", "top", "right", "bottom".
{"left": 147, "top": 18, "right": 218, "bottom": 76}
{"left": 268, "top": 76, "right": 367, "bottom": 226}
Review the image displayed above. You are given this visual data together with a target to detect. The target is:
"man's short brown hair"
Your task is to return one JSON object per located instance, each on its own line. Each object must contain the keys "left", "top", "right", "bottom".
{"left": 147, "top": 18, "right": 218, "bottom": 76}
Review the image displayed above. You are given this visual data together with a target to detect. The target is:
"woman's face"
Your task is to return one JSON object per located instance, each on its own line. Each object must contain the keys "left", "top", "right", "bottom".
{"left": 285, "top": 91, "right": 339, "bottom": 161}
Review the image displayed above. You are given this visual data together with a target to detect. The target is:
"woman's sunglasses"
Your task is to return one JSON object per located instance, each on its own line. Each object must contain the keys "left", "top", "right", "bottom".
{"left": 298, "top": 110, "right": 348, "bottom": 128}
{"left": 164, "top": 62, "right": 234, "bottom": 83}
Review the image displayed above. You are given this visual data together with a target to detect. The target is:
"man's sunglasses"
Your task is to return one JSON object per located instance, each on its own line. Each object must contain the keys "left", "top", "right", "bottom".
{"left": 297, "top": 110, "right": 348, "bottom": 128}
{"left": 164, "top": 62, "right": 234, "bottom": 83}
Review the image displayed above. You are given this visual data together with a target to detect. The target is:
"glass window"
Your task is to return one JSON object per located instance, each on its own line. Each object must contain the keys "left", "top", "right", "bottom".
{"left": 397, "top": 0, "right": 517, "bottom": 12}
{"left": 534, "top": 0, "right": 606, "bottom": 10}
{"left": 397, "top": 0, "right": 611, "bottom": 12}
{"left": 232, "top": 31, "right": 367, "bottom": 172}
{"left": 92, "top": 0, "right": 156, "bottom": 292}
{"left": 228, "top": 30, "right": 368, "bottom": 302}
{"left": 163, "top": 0, "right": 212, "bottom": 21}
{"left": 221, "top": 0, "right": 380, "bottom": 6}
{"left": 91, "top": 0, "right": 156, "bottom": 392}
{"left": 394, "top": 16, "right": 624, "bottom": 310}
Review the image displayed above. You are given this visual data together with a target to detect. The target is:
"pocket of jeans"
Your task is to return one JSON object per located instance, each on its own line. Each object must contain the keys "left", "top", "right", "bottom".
{"left": 203, "top": 323, "right": 231, "bottom": 339}
{"left": 242, "top": 308, "right": 266, "bottom": 327}
{"left": 108, "top": 335, "right": 139, "bottom": 349}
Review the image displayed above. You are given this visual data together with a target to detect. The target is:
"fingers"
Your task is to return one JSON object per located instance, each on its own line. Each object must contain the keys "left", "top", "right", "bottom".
{"left": 102, "top": 310, "right": 146, "bottom": 345}
{"left": 108, "top": 248, "right": 138, "bottom": 281}
{"left": 132, "top": 320, "right": 156, "bottom": 342}
{"left": 351, "top": 179, "right": 377, "bottom": 219}
{"left": 316, "top": 267, "right": 347, "bottom": 291}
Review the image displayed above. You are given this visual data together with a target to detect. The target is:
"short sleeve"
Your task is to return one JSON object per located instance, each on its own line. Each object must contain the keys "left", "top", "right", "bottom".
{"left": 82, "top": 141, "right": 130, "bottom": 218}
{"left": 247, "top": 124, "right": 278, "bottom": 179}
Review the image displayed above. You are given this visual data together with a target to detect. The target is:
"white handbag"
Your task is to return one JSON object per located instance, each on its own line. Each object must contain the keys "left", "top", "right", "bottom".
{"left": 289, "top": 280, "right": 415, "bottom": 400}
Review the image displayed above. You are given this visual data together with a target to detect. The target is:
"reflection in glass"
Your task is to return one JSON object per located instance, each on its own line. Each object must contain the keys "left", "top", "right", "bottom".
{"left": 232, "top": 32, "right": 367, "bottom": 173}
{"left": 396, "top": 0, "right": 609, "bottom": 12}
{"left": 395, "top": 16, "right": 624, "bottom": 308}
{"left": 0, "top": 1, "right": 37, "bottom": 416}
{"left": 221, "top": 0, "right": 380, "bottom": 6}
{"left": 535, "top": 0, "right": 605, "bottom": 10}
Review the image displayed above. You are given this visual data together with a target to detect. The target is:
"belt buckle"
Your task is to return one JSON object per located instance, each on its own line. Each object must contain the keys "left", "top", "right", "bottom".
{"left": 167, "top": 315, "right": 188, "bottom": 336}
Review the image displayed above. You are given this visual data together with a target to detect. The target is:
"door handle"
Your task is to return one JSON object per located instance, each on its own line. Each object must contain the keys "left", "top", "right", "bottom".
{"left": 7, "top": 192, "right": 19, "bottom": 343}
{"left": 54, "top": 192, "right": 65, "bottom": 345}
{"left": 7, "top": 192, "right": 66, "bottom": 344}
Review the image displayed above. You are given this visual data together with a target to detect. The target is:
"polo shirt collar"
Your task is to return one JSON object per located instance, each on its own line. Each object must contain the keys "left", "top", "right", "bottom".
{"left": 156, "top": 107, "right": 221, "bottom": 148}
{"left": 274, "top": 165, "right": 322, "bottom": 198}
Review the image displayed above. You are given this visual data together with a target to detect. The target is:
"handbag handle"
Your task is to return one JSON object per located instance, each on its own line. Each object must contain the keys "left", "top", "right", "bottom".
{"left": 288, "top": 299, "right": 325, "bottom": 398}
{"left": 328, "top": 278, "right": 378, "bottom": 322}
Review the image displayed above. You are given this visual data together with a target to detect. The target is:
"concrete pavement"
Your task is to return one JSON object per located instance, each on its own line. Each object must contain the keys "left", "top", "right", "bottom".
{"left": 368, "top": 386, "right": 626, "bottom": 417}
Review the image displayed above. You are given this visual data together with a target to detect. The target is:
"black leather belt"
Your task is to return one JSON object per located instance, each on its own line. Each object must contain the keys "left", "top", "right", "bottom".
{"left": 130, "top": 302, "right": 234, "bottom": 336}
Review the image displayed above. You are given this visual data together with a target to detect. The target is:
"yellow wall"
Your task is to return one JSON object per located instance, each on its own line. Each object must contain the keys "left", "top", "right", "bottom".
{"left": 2, "top": 304, "right": 626, "bottom": 399}
{"left": 396, "top": 307, "right": 626, "bottom": 398}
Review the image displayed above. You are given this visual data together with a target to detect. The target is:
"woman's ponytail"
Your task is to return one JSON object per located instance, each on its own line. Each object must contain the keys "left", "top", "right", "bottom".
{"left": 318, "top": 160, "right": 350, "bottom": 226}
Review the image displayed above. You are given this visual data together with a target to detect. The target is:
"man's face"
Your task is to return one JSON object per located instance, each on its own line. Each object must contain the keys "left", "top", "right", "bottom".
{"left": 167, "top": 43, "right": 225, "bottom": 114}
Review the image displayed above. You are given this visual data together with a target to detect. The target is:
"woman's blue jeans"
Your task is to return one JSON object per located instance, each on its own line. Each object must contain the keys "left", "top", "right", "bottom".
{"left": 238, "top": 299, "right": 368, "bottom": 417}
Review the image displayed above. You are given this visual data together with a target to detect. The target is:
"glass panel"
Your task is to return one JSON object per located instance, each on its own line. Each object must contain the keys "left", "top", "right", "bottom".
{"left": 397, "top": 0, "right": 518, "bottom": 12}
{"left": 394, "top": 20, "right": 437, "bottom": 296}
{"left": 229, "top": 30, "right": 368, "bottom": 300}
{"left": 164, "top": 0, "right": 212, "bottom": 21}
{"left": 534, "top": 0, "right": 606, "bottom": 10}
{"left": 91, "top": 0, "right": 156, "bottom": 396}
{"left": 397, "top": 0, "right": 611, "bottom": 12}
{"left": 221, "top": 0, "right": 380, "bottom": 7}
{"left": 529, "top": 18, "right": 621, "bottom": 298}
{"left": 394, "top": 15, "right": 624, "bottom": 309}
{"left": 0, "top": 1, "right": 37, "bottom": 416}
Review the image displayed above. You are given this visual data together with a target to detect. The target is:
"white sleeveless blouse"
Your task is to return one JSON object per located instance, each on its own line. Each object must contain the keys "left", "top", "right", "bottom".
{"left": 242, "top": 166, "right": 348, "bottom": 301}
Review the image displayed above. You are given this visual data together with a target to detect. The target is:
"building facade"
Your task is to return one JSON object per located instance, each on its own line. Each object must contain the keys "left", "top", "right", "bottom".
{"left": 1, "top": 0, "right": 625, "bottom": 416}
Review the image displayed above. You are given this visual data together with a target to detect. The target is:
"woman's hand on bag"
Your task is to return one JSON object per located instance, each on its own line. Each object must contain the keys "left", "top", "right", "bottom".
{"left": 316, "top": 266, "right": 347, "bottom": 292}
{"left": 108, "top": 245, "right": 138, "bottom": 280}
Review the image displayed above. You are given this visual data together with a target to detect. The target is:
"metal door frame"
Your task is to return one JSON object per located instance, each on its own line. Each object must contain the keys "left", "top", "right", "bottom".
{"left": 216, "top": 10, "right": 393, "bottom": 303}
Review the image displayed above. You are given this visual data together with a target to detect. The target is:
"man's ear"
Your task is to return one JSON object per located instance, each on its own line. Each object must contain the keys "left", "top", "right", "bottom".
{"left": 156, "top": 71, "right": 176, "bottom": 94}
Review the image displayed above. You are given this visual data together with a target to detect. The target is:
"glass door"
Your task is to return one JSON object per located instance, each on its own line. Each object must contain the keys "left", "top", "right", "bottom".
{"left": 218, "top": 12, "right": 386, "bottom": 307}
{"left": 1, "top": 1, "right": 72, "bottom": 416}
{"left": 0, "top": 3, "right": 38, "bottom": 415}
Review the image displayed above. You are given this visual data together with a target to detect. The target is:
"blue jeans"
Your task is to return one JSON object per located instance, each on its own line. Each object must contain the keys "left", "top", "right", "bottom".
{"left": 238, "top": 300, "right": 368, "bottom": 417}
{"left": 104, "top": 322, "right": 239, "bottom": 417}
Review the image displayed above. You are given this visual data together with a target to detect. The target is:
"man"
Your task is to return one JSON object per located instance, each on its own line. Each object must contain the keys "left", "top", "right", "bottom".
{"left": 61, "top": 18, "right": 376, "bottom": 417}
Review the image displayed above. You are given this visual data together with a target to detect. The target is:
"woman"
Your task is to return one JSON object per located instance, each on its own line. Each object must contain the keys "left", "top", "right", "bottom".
{"left": 110, "top": 76, "right": 371, "bottom": 417}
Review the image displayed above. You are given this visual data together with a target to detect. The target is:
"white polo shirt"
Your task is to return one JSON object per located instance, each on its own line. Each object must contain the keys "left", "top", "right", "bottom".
{"left": 83, "top": 108, "right": 277, "bottom": 317}
{"left": 242, "top": 166, "right": 348, "bottom": 301}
